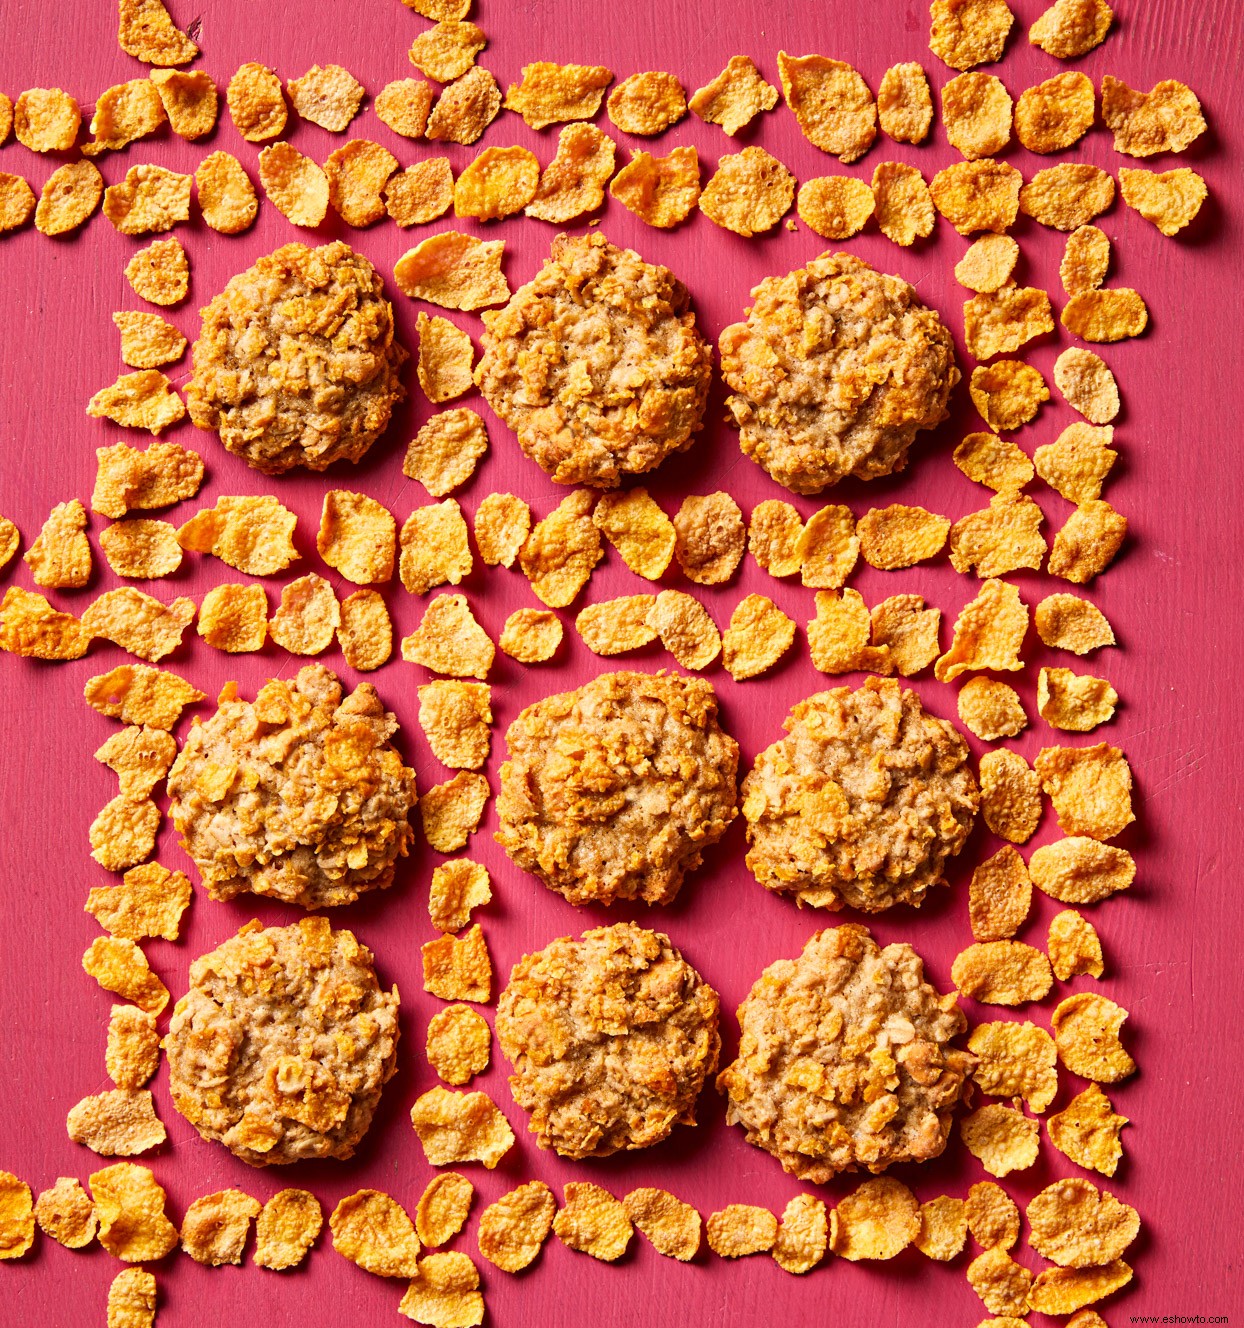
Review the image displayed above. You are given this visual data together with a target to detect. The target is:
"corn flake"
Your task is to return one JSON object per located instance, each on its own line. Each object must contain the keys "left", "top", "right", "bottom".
{"left": 1119, "top": 165, "right": 1206, "bottom": 237}
{"left": 808, "top": 587, "right": 883, "bottom": 675}
{"left": 83, "top": 587, "right": 194, "bottom": 661}
{"left": 424, "top": 907, "right": 491, "bottom": 982}
{"left": 672, "top": 492, "right": 745, "bottom": 584}
{"left": 498, "top": 608, "right": 561, "bottom": 664}
{"left": 99, "top": 519, "right": 182, "bottom": 581}
{"left": 869, "top": 594, "right": 940, "bottom": 676}
{"left": 526, "top": 123, "right": 615, "bottom": 223}
{"left": 1048, "top": 908, "right": 1104, "bottom": 980}
{"left": 777, "top": 52, "right": 876, "bottom": 163}
{"left": 964, "top": 284, "right": 1055, "bottom": 360}
{"left": 966, "top": 1182, "right": 1021, "bottom": 1250}
{"left": 420, "top": 774, "right": 490, "bottom": 854}
{"left": 150, "top": 69, "right": 216, "bottom": 138}
{"left": 284, "top": 63, "right": 364, "bottom": 133}
{"left": 0, "top": 587, "right": 91, "bottom": 660}
{"left": 338, "top": 590, "right": 392, "bottom": 671}
{"left": 1035, "top": 426, "right": 1116, "bottom": 506}
{"left": 797, "top": 175, "right": 874, "bottom": 239}
{"left": 970, "top": 845, "right": 1034, "bottom": 941}
{"left": 193, "top": 150, "right": 257, "bottom": 234}
{"left": 87, "top": 795, "right": 161, "bottom": 872}
{"left": 700, "top": 146, "right": 794, "bottom": 236}
{"left": 1035, "top": 742, "right": 1133, "bottom": 840}
{"left": 14, "top": 87, "right": 80, "bottom": 151}
{"left": 254, "top": 1189, "right": 322, "bottom": 1270}
{"left": 979, "top": 753, "right": 1042, "bottom": 846}
{"left": 1053, "top": 351, "right": 1119, "bottom": 427}
{"left": 624, "top": 1189, "right": 701, "bottom": 1262}
{"left": 177, "top": 495, "right": 298, "bottom": 576}
{"left": 426, "top": 1005, "right": 490, "bottom": 1085}
{"left": 969, "top": 1019, "right": 1058, "bottom": 1111}
{"left": 472, "top": 490, "right": 532, "bottom": 567}
{"left": 648, "top": 589, "right": 721, "bottom": 670}
{"left": 1036, "top": 594, "right": 1115, "bottom": 658}
{"left": 25, "top": 499, "right": 90, "bottom": 589}
{"left": 83, "top": 937, "right": 168, "bottom": 1013}
{"left": 402, "top": 410, "right": 489, "bottom": 498}
{"left": 1052, "top": 992, "right": 1135, "bottom": 1081}
{"left": 953, "top": 940, "right": 1053, "bottom": 1005}
{"left": 400, "top": 501, "right": 473, "bottom": 597}
{"left": 748, "top": 499, "right": 804, "bottom": 575}
{"left": 402, "top": 0, "right": 469, "bottom": 19}
{"left": 955, "top": 234, "right": 1019, "bottom": 294}
{"left": 90, "top": 1162, "right": 178, "bottom": 1262}
{"left": 85, "top": 663, "right": 200, "bottom": 729}
{"left": 181, "top": 1189, "right": 261, "bottom": 1266}
{"left": 112, "top": 312, "right": 186, "bottom": 372}
{"left": 426, "top": 67, "right": 502, "bottom": 145}
{"left": 376, "top": 78, "right": 435, "bottom": 138}
{"left": 1038, "top": 666, "right": 1118, "bottom": 732}
{"left": 326, "top": 139, "right": 398, "bottom": 227}
{"left": 554, "top": 1182, "right": 632, "bottom": 1262}
{"left": 877, "top": 62, "right": 933, "bottom": 143}
{"left": 117, "top": 0, "right": 197, "bottom": 65}
{"left": 949, "top": 492, "right": 1047, "bottom": 578}
{"left": 106, "top": 1005, "right": 161, "bottom": 1089}
{"left": 929, "top": 0, "right": 1015, "bottom": 70}
{"left": 1102, "top": 74, "right": 1205, "bottom": 157}
{"left": 86, "top": 860, "right": 189, "bottom": 940}
{"left": 330, "top": 1190, "right": 421, "bottom": 1278}
{"left": 1047, "top": 1083, "right": 1127, "bottom": 1177}
{"left": 607, "top": 71, "right": 687, "bottom": 136}
{"left": 477, "top": 1181, "right": 555, "bottom": 1272}
{"left": 410, "top": 1086, "right": 513, "bottom": 1168}
{"left": 1059, "top": 226, "right": 1110, "bottom": 302}
{"left": 796, "top": 504, "right": 858, "bottom": 588}
{"left": 36, "top": 160, "right": 103, "bottom": 236}
{"left": 402, "top": 594, "right": 494, "bottom": 679}
{"left": 722, "top": 594, "right": 796, "bottom": 681}
{"left": 399, "top": 1251, "right": 483, "bottom": 1327}
{"left": 1062, "top": 288, "right": 1148, "bottom": 343}
{"left": 591, "top": 489, "right": 674, "bottom": 580}
{"left": 409, "top": 22, "right": 486, "bottom": 84}
{"left": 914, "top": 1196, "right": 966, "bottom": 1261}
{"left": 1029, "top": 0, "right": 1113, "bottom": 57}
{"left": 969, "top": 360, "right": 1048, "bottom": 431}
{"left": 1033, "top": 837, "right": 1135, "bottom": 906}
{"left": 1027, "top": 1178, "right": 1138, "bottom": 1269}
{"left": 0, "top": 1173, "right": 34, "bottom": 1259}
{"left": 316, "top": 491, "right": 396, "bottom": 586}
{"left": 610, "top": 146, "right": 701, "bottom": 227}
{"left": 942, "top": 73, "right": 1013, "bottom": 160}
{"left": 107, "top": 1268, "right": 156, "bottom": 1328}
{"left": 1014, "top": 72, "right": 1095, "bottom": 153}
{"left": 257, "top": 142, "right": 329, "bottom": 227}
{"left": 689, "top": 55, "right": 778, "bottom": 136}
{"left": 35, "top": 1177, "right": 97, "bottom": 1249}
{"left": 1030, "top": 1261, "right": 1133, "bottom": 1315}
{"left": 829, "top": 1178, "right": 918, "bottom": 1261}
{"left": 958, "top": 676, "right": 1026, "bottom": 740}
{"left": 0, "top": 94, "right": 9, "bottom": 144}
{"left": 504, "top": 61, "right": 612, "bottom": 130}
{"left": 0, "top": 516, "right": 17, "bottom": 572}
{"left": 416, "top": 1174, "right": 473, "bottom": 1249}
{"left": 935, "top": 578, "right": 1028, "bottom": 682}
{"left": 930, "top": 159, "right": 1022, "bottom": 235}
{"left": 576, "top": 596, "right": 658, "bottom": 656}
{"left": 962, "top": 1103, "right": 1040, "bottom": 1177}
{"left": 103, "top": 164, "right": 192, "bottom": 236}
{"left": 124, "top": 237, "right": 189, "bottom": 307}
{"left": 707, "top": 1204, "right": 777, "bottom": 1258}
{"left": 395, "top": 231, "right": 509, "bottom": 310}
{"left": 84, "top": 80, "right": 165, "bottom": 156}
{"left": 1020, "top": 163, "right": 1114, "bottom": 232}
{"left": 0, "top": 173, "right": 34, "bottom": 232}
{"left": 858, "top": 504, "right": 949, "bottom": 570}
{"left": 419, "top": 682, "right": 491, "bottom": 770}
{"left": 88, "top": 370, "right": 186, "bottom": 434}
{"left": 967, "top": 1247, "right": 1032, "bottom": 1315}
{"left": 196, "top": 583, "right": 266, "bottom": 653}
{"left": 225, "top": 62, "right": 285, "bottom": 142}
{"left": 519, "top": 491, "right": 601, "bottom": 608}
{"left": 453, "top": 145, "right": 538, "bottom": 222}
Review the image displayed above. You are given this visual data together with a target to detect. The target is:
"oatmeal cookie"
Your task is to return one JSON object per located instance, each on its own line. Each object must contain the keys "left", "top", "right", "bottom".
{"left": 496, "top": 922, "right": 720, "bottom": 1158}
{"left": 495, "top": 670, "right": 738, "bottom": 906}
{"left": 474, "top": 232, "right": 712, "bottom": 488}
{"left": 718, "top": 925, "right": 973, "bottom": 1181}
{"left": 167, "top": 664, "right": 417, "bottom": 910}
{"left": 719, "top": 251, "right": 959, "bottom": 494}
{"left": 186, "top": 241, "right": 407, "bottom": 474}
{"left": 742, "top": 677, "right": 978, "bottom": 912}
{"left": 165, "top": 917, "right": 400, "bottom": 1166}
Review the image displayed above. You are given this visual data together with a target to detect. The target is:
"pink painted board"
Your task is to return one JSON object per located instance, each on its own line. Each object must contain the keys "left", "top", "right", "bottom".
{"left": 0, "top": 0, "right": 1240, "bottom": 1323}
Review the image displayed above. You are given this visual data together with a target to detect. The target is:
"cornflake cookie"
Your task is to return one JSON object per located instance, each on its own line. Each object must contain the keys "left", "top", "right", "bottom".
{"left": 877, "top": 63, "right": 933, "bottom": 143}
{"left": 254, "top": 1189, "right": 322, "bottom": 1270}
{"left": 409, "top": 1087, "right": 514, "bottom": 1168}
{"left": 1119, "top": 166, "right": 1207, "bottom": 236}
{"left": 405, "top": 409, "right": 490, "bottom": 496}
{"left": 929, "top": 0, "right": 1015, "bottom": 69}
{"left": 553, "top": 1182, "right": 632, "bottom": 1261}
{"left": 979, "top": 755, "right": 1043, "bottom": 845}
{"left": 1048, "top": 1083, "right": 1128, "bottom": 1176}
{"left": 1029, "top": 0, "right": 1113, "bottom": 57}
{"left": 497, "top": 922, "right": 720, "bottom": 1158}
{"left": 720, "top": 252, "right": 958, "bottom": 494}
{"left": 166, "top": 917, "right": 399, "bottom": 1165}
{"left": 707, "top": 1205, "right": 777, "bottom": 1258}
{"left": 719, "top": 926, "right": 972, "bottom": 1181}
{"left": 962, "top": 1103, "right": 1040, "bottom": 1177}
{"left": 830, "top": 1178, "right": 920, "bottom": 1260}
{"left": 930, "top": 159, "right": 1022, "bottom": 234}
{"left": 776, "top": 52, "right": 876, "bottom": 164}
{"left": 608, "top": 71, "right": 687, "bottom": 135}
{"left": 168, "top": 665, "right": 416, "bottom": 908}
{"left": 496, "top": 671, "right": 738, "bottom": 907}
{"left": 1101, "top": 74, "right": 1206, "bottom": 157}
{"left": 689, "top": 56, "right": 777, "bottom": 135}
{"left": 125, "top": 236, "right": 189, "bottom": 306}
{"left": 610, "top": 145, "right": 702, "bottom": 227}
{"left": 504, "top": 61, "right": 612, "bottom": 129}
{"left": 476, "top": 232, "right": 711, "bottom": 489}
{"left": 477, "top": 1181, "right": 556, "bottom": 1272}
{"left": 699, "top": 146, "right": 795, "bottom": 236}
{"left": 743, "top": 678, "right": 977, "bottom": 911}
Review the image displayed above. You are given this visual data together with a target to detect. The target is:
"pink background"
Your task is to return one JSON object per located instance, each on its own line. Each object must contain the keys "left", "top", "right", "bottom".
{"left": 0, "top": 0, "right": 1240, "bottom": 1322}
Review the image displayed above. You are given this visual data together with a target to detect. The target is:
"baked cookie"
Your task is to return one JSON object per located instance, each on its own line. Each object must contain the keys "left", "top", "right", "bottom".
{"left": 166, "top": 917, "right": 400, "bottom": 1166}
{"left": 167, "top": 664, "right": 417, "bottom": 910}
{"left": 187, "top": 241, "right": 407, "bottom": 474}
{"left": 474, "top": 232, "right": 712, "bottom": 488}
{"left": 496, "top": 922, "right": 720, "bottom": 1158}
{"left": 719, "top": 251, "right": 959, "bottom": 494}
{"left": 717, "top": 925, "right": 973, "bottom": 1181}
{"left": 742, "top": 677, "right": 978, "bottom": 912}
{"left": 494, "top": 670, "right": 738, "bottom": 906}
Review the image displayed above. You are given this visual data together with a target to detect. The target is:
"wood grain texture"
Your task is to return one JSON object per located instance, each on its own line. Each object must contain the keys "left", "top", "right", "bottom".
{"left": 0, "top": 0, "right": 1240, "bottom": 1323}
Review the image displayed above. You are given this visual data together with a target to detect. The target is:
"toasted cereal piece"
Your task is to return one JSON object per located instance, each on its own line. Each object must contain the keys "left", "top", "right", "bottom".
{"left": 1034, "top": 423, "right": 1117, "bottom": 503}
{"left": 103, "top": 164, "right": 193, "bottom": 237}
{"left": 953, "top": 431, "right": 1034, "bottom": 491}
{"left": 1029, "top": 1262, "right": 1133, "bottom": 1315}
{"left": 0, "top": 173, "right": 35, "bottom": 232}
{"left": 337, "top": 590, "right": 392, "bottom": 672}
{"left": 82, "top": 938, "right": 168, "bottom": 1014}
{"left": 963, "top": 284, "right": 1054, "bottom": 360}
{"left": 416, "top": 1173, "right": 474, "bottom": 1248}
{"left": 607, "top": 71, "right": 686, "bottom": 135}
{"left": 969, "top": 360, "right": 1048, "bottom": 432}
{"left": 317, "top": 492, "right": 396, "bottom": 586}
{"left": 376, "top": 78, "right": 435, "bottom": 138}
{"left": 86, "top": 860, "right": 189, "bottom": 939}
{"left": 1031, "top": 836, "right": 1134, "bottom": 904}
{"left": 969, "top": 844, "right": 1033, "bottom": 939}
{"left": 797, "top": 504, "right": 858, "bottom": 588}
{"left": 953, "top": 940, "right": 1053, "bottom": 1005}
{"left": 858, "top": 504, "right": 949, "bottom": 569}
{"left": 967, "top": 1181, "right": 1020, "bottom": 1250}
{"left": 1027, "top": 1176, "right": 1138, "bottom": 1268}
{"left": 423, "top": 918, "right": 492, "bottom": 993}
{"left": 979, "top": 754, "right": 1042, "bottom": 845}
{"left": 1029, "top": 0, "right": 1113, "bottom": 57}
{"left": 967, "top": 1247, "right": 1033, "bottom": 1315}
{"left": 689, "top": 55, "right": 778, "bottom": 135}
{"left": 748, "top": 499, "right": 804, "bottom": 576}
{"left": 329, "top": 1190, "right": 421, "bottom": 1277}
{"left": 0, "top": 516, "right": 16, "bottom": 572}
{"left": 699, "top": 146, "right": 795, "bottom": 236}
{"left": 399, "top": 500, "right": 472, "bottom": 596}
{"left": 609, "top": 145, "right": 701, "bottom": 226}
{"left": 117, "top": 0, "right": 198, "bottom": 64}
{"left": 287, "top": 64, "right": 365, "bottom": 132}
{"left": 955, "top": 234, "right": 1019, "bottom": 293}
{"left": 771, "top": 1194, "right": 828, "bottom": 1275}
{"left": 0, "top": 95, "right": 9, "bottom": 145}
{"left": 0, "top": 586, "right": 91, "bottom": 660}
{"left": 386, "top": 159, "right": 455, "bottom": 227}
{"left": 398, "top": 1253, "right": 484, "bottom": 1327}
{"left": 88, "top": 370, "right": 186, "bottom": 433}
{"left": 326, "top": 139, "right": 398, "bottom": 227}
{"left": 1035, "top": 742, "right": 1132, "bottom": 840}
{"left": 106, "top": 1268, "right": 156, "bottom": 1327}
{"left": 1058, "top": 226, "right": 1107, "bottom": 299}
{"left": 35, "top": 1177, "right": 97, "bottom": 1249}
{"left": 962, "top": 1103, "right": 1040, "bottom": 1177}
{"left": 929, "top": 0, "right": 1015, "bottom": 70}
{"left": 777, "top": 52, "right": 876, "bottom": 163}
{"left": 36, "top": 160, "right": 104, "bottom": 235}
{"left": 1047, "top": 1083, "right": 1127, "bottom": 1176}
{"left": 426, "top": 1005, "right": 490, "bottom": 1085}
{"left": 930, "top": 159, "right": 1022, "bottom": 235}
{"left": 86, "top": 798, "right": 162, "bottom": 877}
{"left": 194, "top": 151, "right": 257, "bottom": 234}
{"left": 14, "top": 87, "right": 80, "bottom": 151}
{"left": 410, "top": 1086, "right": 514, "bottom": 1168}
{"left": 807, "top": 587, "right": 881, "bottom": 674}
{"left": 477, "top": 1181, "right": 556, "bottom": 1272}
{"left": 592, "top": 489, "right": 675, "bottom": 579}
{"left": 1048, "top": 500, "right": 1127, "bottom": 583}
{"left": 829, "top": 1178, "right": 919, "bottom": 1261}
{"left": 181, "top": 1190, "right": 260, "bottom": 1265}
{"left": 0, "top": 1172, "right": 34, "bottom": 1259}
{"left": 91, "top": 1162, "right": 178, "bottom": 1262}
{"left": 673, "top": 492, "right": 745, "bottom": 584}
{"left": 553, "top": 1183, "right": 632, "bottom": 1261}
{"left": 1119, "top": 165, "right": 1207, "bottom": 236}
{"left": 426, "top": 66, "right": 502, "bottom": 145}
{"left": 106, "top": 1005, "right": 161, "bottom": 1088}
{"left": 254, "top": 1189, "right": 322, "bottom": 1270}
{"left": 257, "top": 142, "right": 329, "bottom": 227}
{"left": 948, "top": 492, "right": 1046, "bottom": 578}
{"left": 124, "top": 237, "right": 188, "bottom": 306}
{"left": 914, "top": 1196, "right": 966, "bottom": 1261}
{"left": 935, "top": 578, "right": 1028, "bottom": 683}
{"left": 877, "top": 62, "right": 933, "bottom": 143}
{"left": 416, "top": 314, "right": 474, "bottom": 404}
{"left": 83, "top": 588, "right": 195, "bottom": 662}
{"left": 869, "top": 594, "right": 940, "bottom": 676}
{"left": 418, "top": 682, "right": 491, "bottom": 770}
{"left": 707, "top": 1205, "right": 777, "bottom": 1258}
{"left": 83, "top": 79, "right": 165, "bottom": 156}
{"left": 497, "top": 608, "right": 561, "bottom": 663}
{"left": 469, "top": 493, "right": 531, "bottom": 569}
{"left": 402, "top": 411, "right": 488, "bottom": 499}
{"left": 1101, "top": 74, "right": 1205, "bottom": 157}
{"left": 84, "top": 663, "right": 201, "bottom": 729}
{"left": 576, "top": 596, "right": 658, "bottom": 656}
{"left": 1062, "top": 288, "right": 1148, "bottom": 343}
{"left": 525, "top": 123, "right": 615, "bottom": 224}
{"left": 1052, "top": 991, "right": 1134, "bottom": 1081}
{"left": 113, "top": 312, "right": 186, "bottom": 371}
{"left": 454, "top": 145, "right": 539, "bottom": 221}
{"left": 624, "top": 1190, "right": 701, "bottom": 1262}
{"left": 150, "top": 69, "right": 217, "bottom": 138}
{"left": 1038, "top": 666, "right": 1117, "bottom": 731}
{"left": 1048, "top": 907, "right": 1104, "bottom": 979}
{"left": 25, "top": 499, "right": 91, "bottom": 589}
{"left": 504, "top": 61, "right": 612, "bottom": 129}
{"left": 197, "top": 584, "right": 267, "bottom": 653}
{"left": 419, "top": 774, "right": 491, "bottom": 853}
{"left": 267, "top": 575, "right": 340, "bottom": 656}
{"left": 1053, "top": 349, "right": 1119, "bottom": 425}
{"left": 796, "top": 175, "right": 874, "bottom": 239}
{"left": 1014, "top": 72, "right": 1094, "bottom": 152}
{"left": 67, "top": 1088, "right": 166, "bottom": 1157}
{"left": 647, "top": 589, "right": 721, "bottom": 670}
{"left": 519, "top": 491, "right": 602, "bottom": 608}
{"left": 942, "top": 73, "right": 1013, "bottom": 160}
{"left": 394, "top": 231, "right": 509, "bottom": 309}
{"left": 226, "top": 62, "right": 286, "bottom": 142}
{"left": 402, "top": 0, "right": 470, "bottom": 21}
{"left": 958, "top": 677, "right": 1026, "bottom": 740}
{"left": 723, "top": 594, "right": 796, "bottom": 681}
{"left": 969, "top": 1019, "right": 1058, "bottom": 1112}
{"left": 1020, "top": 163, "right": 1115, "bottom": 231}
{"left": 1035, "top": 592, "right": 1115, "bottom": 654}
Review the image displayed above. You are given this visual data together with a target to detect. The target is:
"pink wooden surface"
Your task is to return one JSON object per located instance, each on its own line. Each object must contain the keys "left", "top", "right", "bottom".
{"left": 0, "top": 0, "right": 1240, "bottom": 1323}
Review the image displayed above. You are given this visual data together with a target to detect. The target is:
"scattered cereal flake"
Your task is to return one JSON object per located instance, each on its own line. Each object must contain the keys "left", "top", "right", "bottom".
{"left": 403, "top": 0, "right": 470, "bottom": 17}
{"left": 85, "top": 663, "right": 202, "bottom": 729}
{"left": 0, "top": 516, "right": 16, "bottom": 572}
{"left": 576, "top": 596, "right": 658, "bottom": 656}
{"left": 797, "top": 504, "right": 858, "bottom": 587}
{"left": 104, "top": 164, "right": 192, "bottom": 235}
{"left": 858, "top": 504, "right": 949, "bottom": 570}
{"left": 1035, "top": 592, "right": 1115, "bottom": 655}
{"left": 421, "top": 920, "right": 492, "bottom": 999}
{"left": 197, "top": 583, "right": 267, "bottom": 653}
{"left": 1034, "top": 423, "right": 1117, "bottom": 504}
{"left": 1029, "top": 1177, "right": 1138, "bottom": 1268}
{"left": 395, "top": 232, "right": 509, "bottom": 310}
{"left": 723, "top": 594, "right": 796, "bottom": 681}
{"left": 477, "top": 1181, "right": 555, "bottom": 1272}
{"left": 980, "top": 754, "right": 1042, "bottom": 849}
{"left": 338, "top": 590, "right": 392, "bottom": 672}
{"left": 648, "top": 589, "right": 721, "bottom": 670}
{"left": 83, "top": 937, "right": 168, "bottom": 1013}
{"left": 953, "top": 940, "right": 1053, "bottom": 1005}
{"left": 877, "top": 62, "right": 933, "bottom": 143}
{"left": 970, "top": 844, "right": 1034, "bottom": 939}
{"left": 689, "top": 55, "right": 778, "bottom": 136}
{"left": 0, "top": 1173, "right": 34, "bottom": 1259}
{"left": 86, "top": 860, "right": 189, "bottom": 940}
{"left": 377, "top": 78, "right": 435, "bottom": 138}
{"left": 227, "top": 62, "right": 286, "bottom": 142}
{"left": 387, "top": 159, "right": 455, "bottom": 227}
{"left": 36, "top": 160, "right": 104, "bottom": 235}
{"left": 1053, "top": 349, "right": 1119, "bottom": 426}
{"left": 399, "top": 1251, "right": 484, "bottom": 1327}
{"left": 124, "top": 237, "right": 188, "bottom": 306}
{"left": 870, "top": 594, "right": 940, "bottom": 676}
{"left": 707, "top": 1205, "right": 778, "bottom": 1258}
{"left": 454, "top": 145, "right": 539, "bottom": 221}
{"left": 777, "top": 52, "right": 876, "bottom": 163}
{"left": 829, "top": 1178, "right": 918, "bottom": 1261}
{"left": 593, "top": 489, "right": 675, "bottom": 579}
{"left": 674, "top": 492, "right": 745, "bottom": 583}
{"left": 914, "top": 1196, "right": 966, "bottom": 1261}
{"left": 118, "top": 0, "right": 198, "bottom": 65}
{"left": 1118, "top": 165, "right": 1206, "bottom": 236}
{"left": 326, "top": 139, "right": 398, "bottom": 227}
{"left": 0, "top": 586, "right": 91, "bottom": 660}
{"left": 402, "top": 594, "right": 494, "bottom": 678}
{"left": 624, "top": 1189, "right": 701, "bottom": 1262}
{"left": 416, "top": 1174, "right": 474, "bottom": 1249}
{"left": 699, "top": 145, "right": 794, "bottom": 236}
{"left": 554, "top": 1182, "right": 632, "bottom": 1262}
{"left": 100, "top": 520, "right": 183, "bottom": 579}
{"left": 969, "top": 360, "right": 1048, "bottom": 432}
{"left": 1019, "top": 163, "right": 1114, "bottom": 230}
{"left": 426, "top": 67, "right": 502, "bottom": 145}
{"left": 607, "top": 71, "right": 687, "bottom": 135}
{"left": 416, "top": 316, "right": 474, "bottom": 409}
{"left": 964, "top": 284, "right": 1054, "bottom": 360}
{"left": 935, "top": 578, "right": 1028, "bottom": 682}
{"left": 748, "top": 499, "right": 804, "bottom": 576}
{"left": 526, "top": 123, "right": 615, "bottom": 223}
{"left": 401, "top": 501, "right": 473, "bottom": 596}
{"left": 88, "top": 370, "right": 185, "bottom": 433}
{"left": 254, "top": 1189, "right": 322, "bottom": 1270}
{"left": 1038, "top": 666, "right": 1117, "bottom": 732}
{"left": 1048, "top": 908, "right": 1104, "bottom": 980}
{"left": 419, "top": 682, "right": 491, "bottom": 770}
{"left": 113, "top": 312, "right": 186, "bottom": 371}
{"left": 953, "top": 431, "right": 1034, "bottom": 492}
{"left": 498, "top": 608, "right": 561, "bottom": 663}
{"left": 405, "top": 410, "right": 489, "bottom": 498}
{"left": 929, "top": 0, "right": 1015, "bottom": 69}
{"left": 68, "top": 1087, "right": 167, "bottom": 1157}
{"left": 930, "top": 159, "right": 1022, "bottom": 235}
{"left": 958, "top": 676, "right": 1026, "bottom": 740}
{"left": 409, "top": 22, "right": 486, "bottom": 83}
{"left": 1052, "top": 991, "right": 1134, "bottom": 1082}
{"left": 317, "top": 491, "right": 396, "bottom": 586}
{"left": 87, "top": 797, "right": 160, "bottom": 872}
{"left": 194, "top": 150, "right": 257, "bottom": 234}
{"left": 949, "top": 492, "right": 1047, "bottom": 578}
{"left": 1030, "top": 0, "right": 1113, "bottom": 57}
{"left": 330, "top": 1190, "right": 421, "bottom": 1278}
{"left": 768, "top": 1194, "right": 827, "bottom": 1275}
{"left": 519, "top": 491, "right": 601, "bottom": 608}
{"left": 967, "top": 1247, "right": 1033, "bottom": 1315}
{"left": 968, "top": 1183, "right": 1020, "bottom": 1248}
{"left": 1031, "top": 836, "right": 1134, "bottom": 905}
{"left": 1014, "top": 72, "right": 1095, "bottom": 153}
{"left": 955, "top": 234, "right": 1019, "bottom": 293}
{"left": 1029, "top": 1260, "right": 1133, "bottom": 1315}
{"left": 942, "top": 73, "right": 1013, "bottom": 159}
{"left": 962, "top": 1103, "right": 1040, "bottom": 1177}
{"left": 969, "top": 1019, "right": 1058, "bottom": 1112}
{"left": 83, "top": 587, "right": 195, "bottom": 662}
{"left": 1035, "top": 742, "right": 1133, "bottom": 840}
{"left": 613, "top": 147, "right": 702, "bottom": 229}
{"left": 808, "top": 587, "right": 882, "bottom": 675}
{"left": 84, "top": 79, "right": 165, "bottom": 155}
{"left": 106, "top": 1005, "right": 161, "bottom": 1088}
{"left": 1062, "top": 289, "right": 1148, "bottom": 343}
{"left": 1102, "top": 74, "right": 1205, "bottom": 157}
{"left": 35, "top": 1177, "right": 97, "bottom": 1249}
{"left": 426, "top": 1005, "right": 490, "bottom": 1085}
{"left": 1061, "top": 225, "right": 1111, "bottom": 298}
{"left": 410, "top": 1086, "right": 513, "bottom": 1168}
{"left": 106, "top": 1268, "right": 156, "bottom": 1328}
{"left": 25, "top": 499, "right": 91, "bottom": 589}
{"left": 504, "top": 61, "right": 613, "bottom": 130}
{"left": 257, "top": 142, "right": 329, "bottom": 227}
{"left": 0, "top": 95, "right": 8, "bottom": 144}
{"left": 13, "top": 87, "right": 80, "bottom": 151}
{"left": 176, "top": 495, "right": 298, "bottom": 576}
{"left": 90, "top": 1162, "right": 178, "bottom": 1262}
{"left": 0, "top": 173, "right": 34, "bottom": 232}
{"left": 797, "top": 174, "right": 874, "bottom": 239}
{"left": 287, "top": 64, "right": 364, "bottom": 132}
{"left": 150, "top": 69, "right": 217, "bottom": 139}
{"left": 1048, "top": 500, "right": 1127, "bottom": 583}
{"left": 1048, "top": 1083, "right": 1127, "bottom": 1176}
